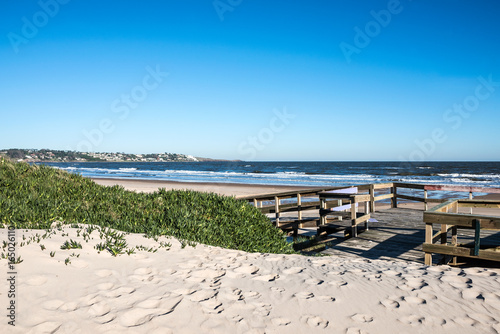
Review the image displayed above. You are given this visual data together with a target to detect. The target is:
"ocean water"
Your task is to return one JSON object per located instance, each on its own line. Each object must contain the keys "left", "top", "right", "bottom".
{"left": 39, "top": 161, "right": 500, "bottom": 193}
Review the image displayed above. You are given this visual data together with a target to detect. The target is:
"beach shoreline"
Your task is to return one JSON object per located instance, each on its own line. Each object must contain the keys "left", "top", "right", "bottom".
{"left": 90, "top": 177, "right": 323, "bottom": 198}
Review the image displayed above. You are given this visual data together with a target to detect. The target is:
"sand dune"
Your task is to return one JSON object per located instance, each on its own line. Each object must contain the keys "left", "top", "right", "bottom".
{"left": 1, "top": 226, "right": 500, "bottom": 333}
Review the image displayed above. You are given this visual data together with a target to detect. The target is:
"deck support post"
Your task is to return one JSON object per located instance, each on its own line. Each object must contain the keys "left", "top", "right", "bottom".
{"left": 274, "top": 196, "right": 280, "bottom": 227}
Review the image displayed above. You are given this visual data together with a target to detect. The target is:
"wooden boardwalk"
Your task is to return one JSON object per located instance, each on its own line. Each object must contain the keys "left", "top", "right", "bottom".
{"left": 320, "top": 207, "right": 500, "bottom": 267}
{"left": 320, "top": 208, "right": 427, "bottom": 263}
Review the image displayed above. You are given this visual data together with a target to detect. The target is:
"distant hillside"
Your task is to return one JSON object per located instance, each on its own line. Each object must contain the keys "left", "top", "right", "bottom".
{"left": 0, "top": 149, "right": 235, "bottom": 163}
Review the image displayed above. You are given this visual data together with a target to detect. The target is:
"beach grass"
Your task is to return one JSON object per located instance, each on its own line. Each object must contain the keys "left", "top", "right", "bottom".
{"left": 0, "top": 158, "right": 295, "bottom": 254}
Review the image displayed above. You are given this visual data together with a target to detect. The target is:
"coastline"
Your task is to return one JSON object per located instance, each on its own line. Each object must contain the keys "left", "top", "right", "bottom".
{"left": 90, "top": 177, "right": 320, "bottom": 197}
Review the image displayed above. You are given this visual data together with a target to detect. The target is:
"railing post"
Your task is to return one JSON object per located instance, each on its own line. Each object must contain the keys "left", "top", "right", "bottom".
{"left": 391, "top": 185, "right": 398, "bottom": 208}
{"left": 425, "top": 222, "right": 433, "bottom": 265}
{"left": 424, "top": 189, "right": 428, "bottom": 211}
{"left": 369, "top": 184, "right": 375, "bottom": 213}
{"left": 351, "top": 196, "right": 357, "bottom": 237}
{"left": 473, "top": 219, "right": 481, "bottom": 256}
{"left": 274, "top": 196, "right": 280, "bottom": 227}
{"left": 469, "top": 191, "right": 473, "bottom": 214}
{"left": 297, "top": 193, "right": 302, "bottom": 221}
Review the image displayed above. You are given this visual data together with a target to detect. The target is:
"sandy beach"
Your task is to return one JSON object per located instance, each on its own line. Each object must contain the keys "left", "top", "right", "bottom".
{"left": 2, "top": 178, "right": 500, "bottom": 333}
{"left": 91, "top": 178, "right": 314, "bottom": 198}
{"left": 2, "top": 224, "right": 500, "bottom": 334}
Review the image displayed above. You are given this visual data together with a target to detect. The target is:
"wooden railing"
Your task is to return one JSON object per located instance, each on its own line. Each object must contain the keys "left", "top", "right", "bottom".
{"left": 238, "top": 182, "right": 500, "bottom": 239}
{"left": 423, "top": 199, "right": 500, "bottom": 265}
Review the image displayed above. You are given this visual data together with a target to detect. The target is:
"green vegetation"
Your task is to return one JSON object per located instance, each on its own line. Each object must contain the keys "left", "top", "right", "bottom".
{"left": 0, "top": 158, "right": 294, "bottom": 254}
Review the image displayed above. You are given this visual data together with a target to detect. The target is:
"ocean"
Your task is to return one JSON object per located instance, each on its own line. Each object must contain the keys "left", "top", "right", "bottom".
{"left": 40, "top": 161, "right": 500, "bottom": 193}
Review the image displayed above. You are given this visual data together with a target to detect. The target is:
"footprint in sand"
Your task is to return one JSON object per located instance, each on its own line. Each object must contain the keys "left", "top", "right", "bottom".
{"left": 119, "top": 297, "right": 182, "bottom": 327}
{"left": 468, "top": 313, "right": 497, "bottom": 325}
{"left": 351, "top": 313, "right": 374, "bottom": 323}
{"left": 200, "top": 299, "right": 224, "bottom": 314}
{"left": 172, "top": 288, "right": 196, "bottom": 296}
{"left": 461, "top": 289, "right": 484, "bottom": 301}
{"left": 88, "top": 301, "right": 111, "bottom": 317}
{"left": 242, "top": 291, "right": 261, "bottom": 300}
{"left": 219, "top": 288, "right": 244, "bottom": 302}
{"left": 94, "top": 313, "right": 116, "bottom": 324}
{"left": 29, "top": 321, "right": 62, "bottom": 333}
{"left": 272, "top": 317, "right": 291, "bottom": 326}
{"left": 398, "top": 315, "right": 425, "bottom": 326}
{"left": 252, "top": 274, "right": 279, "bottom": 282}
{"left": 136, "top": 299, "right": 162, "bottom": 309}
{"left": 189, "top": 289, "right": 217, "bottom": 302}
{"left": 304, "top": 278, "right": 324, "bottom": 285}
{"left": 95, "top": 269, "right": 117, "bottom": 277}
{"left": 97, "top": 282, "right": 115, "bottom": 291}
{"left": 25, "top": 275, "right": 48, "bottom": 286}
{"left": 104, "top": 286, "right": 136, "bottom": 298}
{"left": 403, "top": 296, "right": 426, "bottom": 305}
{"left": 271, "top": 287, "right": 285, "bottom": 293}
{"left": 301, "top": 315, "right": 329, "bottom": 328}
{"left": 235, "top": 265, "right": 260, "bottom": 275}
{"left": 317, "top": 296, "right": 336, "bottom": 302}
{"left": 380, "top": 299, "right": 400, "bottom": 309}
{"left": 282, "top": 267, "right": 304, "bottom": 275}
{"left": 328, "top": 280, "right": 348, "bottom": 288}
{"left": 60, "top": 302, "right": 79, "bottom": 312}
{"left": 42, "top": 299, "right": 65, "bottom": 311}
{"left": 252, "top": 303, "right": 272, "bottom": 317}
{"left": 400, "top": 278, "right": 427, "bottom": 291}
{"left": 119, "top": 309, "right": 157, "bottom": 327}
{"left": 294, "top": 292, "right": 314, "bottom": 300}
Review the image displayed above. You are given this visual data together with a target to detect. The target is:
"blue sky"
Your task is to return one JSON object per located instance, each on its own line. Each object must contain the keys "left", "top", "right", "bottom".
{"left": 1, "top": 0, "right": 499, "bottom": 161}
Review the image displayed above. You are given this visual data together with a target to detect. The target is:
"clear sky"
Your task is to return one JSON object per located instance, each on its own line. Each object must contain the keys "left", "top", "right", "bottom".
{"left": 1, "top": 0, "right": 499, "bottom": 161}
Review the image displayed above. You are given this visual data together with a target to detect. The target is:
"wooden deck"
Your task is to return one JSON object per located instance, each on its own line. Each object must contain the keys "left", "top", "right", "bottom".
{"left": 320, "top": 207, "right": 500, "bottom": 267}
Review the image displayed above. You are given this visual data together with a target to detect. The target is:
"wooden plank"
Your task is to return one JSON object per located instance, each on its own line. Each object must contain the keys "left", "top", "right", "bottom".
{"left": 394, "top": 182, "right": 426, "bottom": 190}
{"left": 458, "top": 200, "right": 500, "bottom": 209}
{"left": 396, "top": 194, "right": 425, "bottom": 202}
{"left": 351, "top": 198, "right": 357, "bottom": 237}
{"left": 373, "top": 182, "right": 394, "bottom": 189}
{"left": 297, "top": 193, "right": 302, "bottom": 221}
{"left": 369, "top": 184, "right": 375, "bottom": 213}
{"left": 353, "top": 214, "right": 371, "bottom": 225}
{"left": 424, "top": 185, "right": 500, "bottom": 194}
{"left": 352, "top": 194, "right": 371, "bottom": 203}
{"left": 473, "top": 219, "right": 481, "bottom": 256}
{"left": 422, "top": 244, "right": 500, "bottom": 262}
{"left": 391, "top": 186, "right": 398, "bottom": 208}
{"left": 424, "top": 190, "right": 428, "bottom": 211}
{"left": 423, "top": 212, "right": 500, "bottom": 229}
{"left": 274, "top": 196, "right": 280, "bottom": 226}
{"left": 373, "top": 193, "right": 393, "bottom": 202}
{"left": 425, "top": 222, "right": 433, "bottom": 265}
{"left": 427, "top": 199, "right": 457, "bottom": 213}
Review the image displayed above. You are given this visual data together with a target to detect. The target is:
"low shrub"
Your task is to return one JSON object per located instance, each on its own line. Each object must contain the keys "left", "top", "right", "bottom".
{"left": 0, "top": 158, "right": 294, "bottom": 254}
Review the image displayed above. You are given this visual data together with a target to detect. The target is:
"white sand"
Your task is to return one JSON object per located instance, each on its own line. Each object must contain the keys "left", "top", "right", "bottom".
{"left": 1, "top": 226, "right": 500, "bottom": 334}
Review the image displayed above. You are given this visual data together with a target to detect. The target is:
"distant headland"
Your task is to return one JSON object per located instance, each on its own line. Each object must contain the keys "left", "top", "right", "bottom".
{"left": 0, "top": 149, "right": 237, "bottom": 163}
